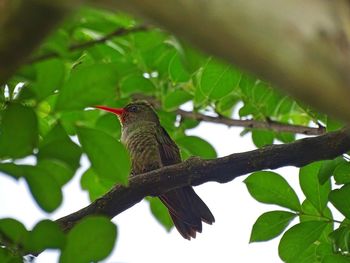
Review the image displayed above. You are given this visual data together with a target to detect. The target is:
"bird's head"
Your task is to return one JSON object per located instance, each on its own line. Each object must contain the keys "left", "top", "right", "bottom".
{"left": 94, "top": 101, "right": 159, "bottom": 126}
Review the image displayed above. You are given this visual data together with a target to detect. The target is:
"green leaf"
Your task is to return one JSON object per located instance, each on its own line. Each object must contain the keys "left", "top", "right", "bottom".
{"left": 36, "top": 159, "right": 74, "bottom": 187}
{"left": 168, "top": 53, "right": 191, "bottom": 83}
{"left": 0, "top": 218, "right": 28, "bottom": 245}
{"left": 299, "top": 162, "right": 331, "bottom": 213}
{"left": 322, "top": 255, "right": 350, "bottom": 263}
{"left": 251, "top": 130, "right": 274, "bottom": 148}
{"left": 59, "top": 109, "right": 101, "bottom": 135}
{"left": 300, "top": 200, "right": 333, "bottom": 243}
{"left": 25, "top": 165, "right": 63, "bottom": 212}
{"left": 334, "top": 162, "right": 350, "bottom": 184}
{"left": 95, "top": 113, "right": 121, "bottom": 138}
{"left": 329, "top": 184, "right": 350, "bottom": 218}
{"left": 318, "top": 159, "right": 340, "bottom": 185}
{"left": 2, "top": 162, "right": 65, "bottom": 212}
{"left": 326, "top": 117, "right": 344, "bottom": 132}
{"left": 250, "top": 210, "right": 296, "bottom": 242}
{"left": 60, "top": 216, "right": 117, "bottom": 263}
{"left": 27, "top": 220, "right": 66, "bottom": 252}
{"left": 275, "top": 132, "right": 295, "bottom": 144}
{"left": 32, "top": 58, "right": 65, "bottom": 100}
{"left": 120, "top": 74, "right": 156, "bottom": 95}
{"left": 55, "top": 63, "right": 119, "bottom": 111}
{"left": 77, "top": 127, "right": 130, "bottom": 184}
{"left": 176, "top": 136, "right": 217, "bottom": 159}
{"left": 0, "top": 104, "right": 38, "bottom": 158}
{"left": 0, "top": 163, "right": 24, "bottom": 179}
{"left": 163, "top": 89, "right": 192, "bottom": 111}
{"left": 38, "top": 123, "right": 82, "bottom": 170}
{"left": 329, "top": 226, "right": 350, "bottom": 254}
{"left": 216, "top": 94, "right": 239, "bottom": 116}
{"left": 200, "top": 58, "right": 240, "bottom": 100}
{"left": 244, "top": 171, "right": 300, "bottom": 211}
{"left": 148, "top": 197, "right": 173, "bottom": 231}
{"left": 0, "top": 247, "right": 22, "bottom": 263}
{"left": 80, "top": 168, "right": 114, "bottom": 201}
{"left": 278, "top": 221, "right": 328, "bottom": 262}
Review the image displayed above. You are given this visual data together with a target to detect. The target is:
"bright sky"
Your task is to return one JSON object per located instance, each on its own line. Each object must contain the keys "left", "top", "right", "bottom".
{"left": 0, "top": 106, "right": 306, "bottom": 263}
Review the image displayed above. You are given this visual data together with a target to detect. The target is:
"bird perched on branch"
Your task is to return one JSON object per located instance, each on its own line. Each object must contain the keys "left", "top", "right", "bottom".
{"left": 95, "top": 101, "right": 214, "bottom": 239}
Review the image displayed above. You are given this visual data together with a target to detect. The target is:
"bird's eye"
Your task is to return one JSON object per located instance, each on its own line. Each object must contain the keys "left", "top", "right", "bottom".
{"left": 128, "top": 105, "right": 138, "bottom": 112}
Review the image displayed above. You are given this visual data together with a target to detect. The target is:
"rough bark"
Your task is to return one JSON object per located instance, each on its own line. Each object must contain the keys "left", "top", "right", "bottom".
{"left": 56, "top": 129, "right": 350, "bottom": 232}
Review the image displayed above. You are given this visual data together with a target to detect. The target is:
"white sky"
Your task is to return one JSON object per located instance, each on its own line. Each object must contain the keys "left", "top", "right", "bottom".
{"left": 0, "top": 117, "right": 309, "bottom": 263}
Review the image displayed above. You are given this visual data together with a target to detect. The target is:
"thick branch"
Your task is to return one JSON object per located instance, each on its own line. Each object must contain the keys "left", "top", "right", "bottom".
{"left": 0, "top": 0, "right": 82, "bottom": 85}
{"left": 90, "top": 0, "right": 350, "bottom": 123}
{"left": 56, "top": 129, "right": 350, "bottom": 232}
{"left": 29, "top": 25, "right": 150, "bottom": 63}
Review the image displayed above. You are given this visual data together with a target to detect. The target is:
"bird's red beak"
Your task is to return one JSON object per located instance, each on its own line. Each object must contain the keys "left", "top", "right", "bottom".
{"left": 94, "top": 105, "right": 125, "bottom": 115}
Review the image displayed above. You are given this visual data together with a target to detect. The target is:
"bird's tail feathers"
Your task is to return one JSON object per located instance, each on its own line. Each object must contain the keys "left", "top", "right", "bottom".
{"left": 159, "top": 186, "right": 214, "bottom": 240}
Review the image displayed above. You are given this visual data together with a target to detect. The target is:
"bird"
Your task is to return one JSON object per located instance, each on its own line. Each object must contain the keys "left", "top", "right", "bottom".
{"left": 95, "top": 101, "right": 215, "bottom": 239}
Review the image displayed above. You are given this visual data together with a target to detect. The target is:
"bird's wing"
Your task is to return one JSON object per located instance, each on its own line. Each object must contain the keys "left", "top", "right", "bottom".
{"left": 155, "top": 126, "right": 181, "bottom": 166}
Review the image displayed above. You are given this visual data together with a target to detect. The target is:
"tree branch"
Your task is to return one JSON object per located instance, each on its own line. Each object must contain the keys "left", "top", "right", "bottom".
{"left": 29, "top": 25, "right": 151, "bottom": 63}
{"left": 132, "top": 94, "right": 326, "bottom": 136}
{"left": 56, "top": 129, "right": 350, "bottom": 232}
{"left": 176, "top": 109, "right": 325, "bottom": 136}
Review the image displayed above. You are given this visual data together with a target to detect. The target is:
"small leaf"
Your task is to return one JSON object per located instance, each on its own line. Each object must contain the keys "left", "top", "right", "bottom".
{"left": 60, "top": 216, "right": 117, "bottom": 263}
{"left": 55, "top": 63, "right": 119, "bottom": 111}
{"left": 60, "top": 109, "right": 100, "bottom": 135}
{"left": 80, "top": 168, "right": 114, "bottom": 202}
{"left": 27, "top": 220, "right": 66, "bottom": 252}
{"left": 326, "top": 117, "right": 344, "bottom": 132}
{"left": 0, "top": 162, "right": 62, "bottom": 212}
{"left": 251, "top": 130, "right": 274, "bottom": 148}
{"left": 250, "top": 210, "right": 296, "bottom": 242}
{"left": 77, "top": 127, "right": 130, "bottom": 184}
{"left": 36, "top": 159, "right": 74, "bottom": 187}
{"left": 168, "top": 53, "right": 191, "bottom": 83}
{"left": 163, "top": 89, "right": 192, "bottom": 111}
{"left": 334, "top": 162, "right": 350, "bottom": 184}
{"left": 95, "top": 113, "right": 121, "bottom": 138}
{"left": 0, "top": 218, "right": 28, "bottom": 245}
{"left": 0, "top": 163, "right": 25, "bottom": 179}
{"left": 120, "top": 74, "right": 156, "bottom": 95}
{"left": 244, "top": 171, "right": 300, "bottom": 211}
{"left": 329, "top": 226, "right": 350, "bottom": 254}
{"left": 200, "top": 58, "right": 240, "bottom": 100}
{"left": 300, "top": 200, "right": 333, "bottom": 243}
{"left": 25, "top": 165, "right": 63, "bottom": 212}
{"left": 278, "top": 221, "right": 328, "bottom": 262}
{"left": 176, "top": 135, "right": 217, "bottom": 159}
{"left": 322, "top": 255, "right": 350, "bottom": 263}
{"left": 318, "top": 159, "right": 340, "bottom": 185}
{"left": 31, "top": 58, "right": 65, "bottom": 100}
{"left": 148, "top": 197, "right": 173, "bottom": 231}
{"left": 329, "top": 184, "right": 350, "bottom": 219}
{"left": 0, "top": 104, "right": 38, "bottom": 158}
{"left": 299, "top": 162, "right": 331, "bottom": 213}
{"left": 38, "top": 123, "right": 82, "bottom": 170}
{"left": 0, "top": 247, "right": 22, "bottom": 263}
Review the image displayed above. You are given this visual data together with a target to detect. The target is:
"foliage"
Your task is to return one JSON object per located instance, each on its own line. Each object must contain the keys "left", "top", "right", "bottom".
{"left": 0, "top": 6, "right": 348, "bottom": 263}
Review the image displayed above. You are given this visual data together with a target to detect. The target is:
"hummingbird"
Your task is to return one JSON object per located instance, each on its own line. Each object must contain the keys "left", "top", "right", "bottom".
{"left": 95, "top": 101, "right": 215, "bottom": 239}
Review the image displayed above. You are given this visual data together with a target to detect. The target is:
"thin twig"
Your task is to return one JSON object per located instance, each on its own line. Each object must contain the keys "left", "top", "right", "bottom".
{"left": 131, "top": 94, "right": 326, "bottom": 136}
{"left": 28, "top": 25, "right": 151, "bottom": 63}
{"left": 176, "top": 109, "right": 325, "bottom": 136}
